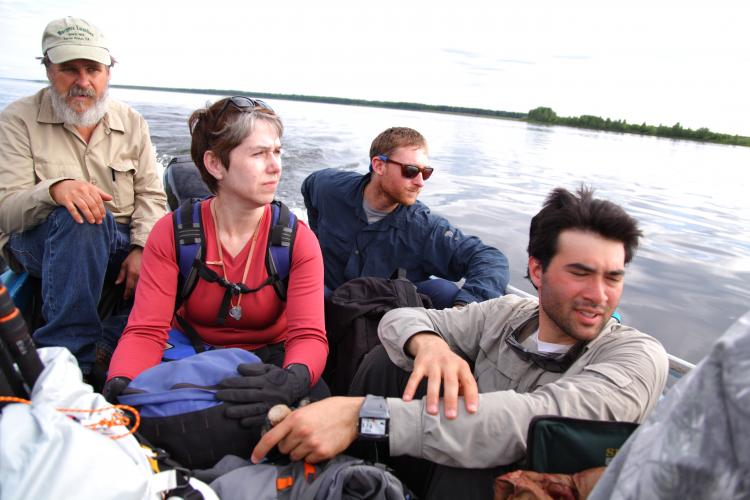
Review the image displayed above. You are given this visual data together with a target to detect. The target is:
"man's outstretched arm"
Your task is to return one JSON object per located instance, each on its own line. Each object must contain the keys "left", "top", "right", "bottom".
{"left": 252, "top": 396, "right": 363, "bottom": 464}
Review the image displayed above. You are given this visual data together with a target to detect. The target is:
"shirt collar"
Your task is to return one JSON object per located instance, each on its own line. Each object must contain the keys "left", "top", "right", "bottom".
{"left": 357, "top": 173, "right": 410, "bottom": 230}
{"left": 506, "top": 299, "right": 618, "bottom": 355}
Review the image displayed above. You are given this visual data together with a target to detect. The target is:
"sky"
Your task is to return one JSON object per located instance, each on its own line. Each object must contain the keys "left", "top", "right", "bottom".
{"left": 1, "top": 0, "right": 748, "bottom": 136}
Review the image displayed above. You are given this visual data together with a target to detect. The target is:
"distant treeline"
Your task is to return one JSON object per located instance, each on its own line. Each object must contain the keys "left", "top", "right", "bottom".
{"left": 527, "top": 106, "right": 750, "bottom": 147}
{"left": 111, "top": 83, "right": 526, "bottom": 120}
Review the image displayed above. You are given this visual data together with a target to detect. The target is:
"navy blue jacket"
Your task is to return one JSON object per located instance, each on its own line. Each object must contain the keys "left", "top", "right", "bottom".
{"left": 301, "top": 168, "right": 509, "bottom": 303}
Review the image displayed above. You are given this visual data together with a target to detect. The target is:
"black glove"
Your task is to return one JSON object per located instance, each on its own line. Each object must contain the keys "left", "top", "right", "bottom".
{"left": 102, "top": 376, "right": 131, "bottom": 404}
{"left": 216, "top": 363, "right": 311, "bottom": 427}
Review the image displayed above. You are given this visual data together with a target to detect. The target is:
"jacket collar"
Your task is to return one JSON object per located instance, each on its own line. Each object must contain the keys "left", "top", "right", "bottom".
{"left": 505, "top": 297, "right": 619, "bottom": 353}
{"left": 37, "top": 87, "right": 124, "bottom": 133}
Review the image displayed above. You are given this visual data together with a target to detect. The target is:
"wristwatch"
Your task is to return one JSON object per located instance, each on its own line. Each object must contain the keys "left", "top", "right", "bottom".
{"left": 358, "top": 394, "right": 389, "bottom": 440}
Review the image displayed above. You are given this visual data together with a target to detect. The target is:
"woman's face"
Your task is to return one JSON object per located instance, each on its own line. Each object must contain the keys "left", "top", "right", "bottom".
{"left": 218, "top": 119, "right": 282, "bottom": 207}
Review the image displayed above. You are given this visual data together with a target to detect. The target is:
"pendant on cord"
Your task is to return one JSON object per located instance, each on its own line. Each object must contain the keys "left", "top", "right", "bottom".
{"left": 229, "top": 305, "right": 242, "bottom": 321}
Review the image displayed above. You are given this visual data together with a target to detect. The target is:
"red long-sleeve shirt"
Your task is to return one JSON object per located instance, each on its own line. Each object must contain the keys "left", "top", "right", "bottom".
{"left": 108, "top": 199, "right": 327, "bottom": 383}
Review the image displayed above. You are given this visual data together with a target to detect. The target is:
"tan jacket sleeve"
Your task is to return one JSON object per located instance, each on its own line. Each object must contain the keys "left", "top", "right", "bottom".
{"left": 378, "top": 302, "right": 490, "bottom": 371}
{"left": 128, "top": 116, "right": 167, "bottom": 248}
{"left": 0, "top": 108, "right": 68, "bottom": 234}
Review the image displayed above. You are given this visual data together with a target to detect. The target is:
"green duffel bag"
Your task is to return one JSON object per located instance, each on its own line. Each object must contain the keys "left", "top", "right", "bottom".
{"left": 525, "top": 415, "right": 639, "bottom": 474}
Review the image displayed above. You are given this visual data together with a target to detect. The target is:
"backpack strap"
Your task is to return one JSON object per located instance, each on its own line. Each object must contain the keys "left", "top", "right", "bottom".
{"left": 265, "top": 200, "right": 297, "bottom": 301}
{"left": 173, "top": 198, "right": 241, "bottom": 332}
{"left": 173, "top": 198, "right": 206, "bottom": 307}
{"left": 136, "top": 432, "right": 208, "bottom": 499}
{"left": 389, "top": 268, "right": 408, "bottom": 280}
{"left": 391, "top": 277, "right": 425, "bottom": 308}
{"left": 172, "top": 198, "right": 210, "bottom": 352}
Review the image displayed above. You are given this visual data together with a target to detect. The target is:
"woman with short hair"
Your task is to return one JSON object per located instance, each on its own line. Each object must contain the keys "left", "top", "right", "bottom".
{"left": 105, "top": 97, "right": 328, "bottom": 425}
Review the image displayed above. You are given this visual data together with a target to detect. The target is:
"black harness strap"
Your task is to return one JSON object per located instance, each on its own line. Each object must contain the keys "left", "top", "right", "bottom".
{"left": 193, "top": 262, "right": 276, "bottom": 325}
{"left": 173, "top": 315, "right": 206, "bottom": 354}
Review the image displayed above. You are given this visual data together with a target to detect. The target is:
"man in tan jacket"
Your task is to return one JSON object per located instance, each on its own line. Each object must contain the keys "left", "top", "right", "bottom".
{"left": 0, "top": 17, "right": 166, "bottom": 378}
{"left": 250, "top": 186, "right": 668, "bottom": 499}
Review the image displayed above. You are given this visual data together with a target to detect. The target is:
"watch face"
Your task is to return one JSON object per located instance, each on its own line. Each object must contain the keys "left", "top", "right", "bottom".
{"left": 360, "top": 417, "right": 386, "bottom": 436}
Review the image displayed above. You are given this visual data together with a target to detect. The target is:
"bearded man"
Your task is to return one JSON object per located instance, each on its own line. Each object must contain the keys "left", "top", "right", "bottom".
{"left": 0, "top": 17, "right": 166, "bottom": 378}
{"left": 302, "top": 126, "right": 509, "bottom": 309}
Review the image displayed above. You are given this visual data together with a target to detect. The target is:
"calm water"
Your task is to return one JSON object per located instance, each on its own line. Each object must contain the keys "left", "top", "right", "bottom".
{"left": 2, "top": 79, "right": 749, "bottom": 364}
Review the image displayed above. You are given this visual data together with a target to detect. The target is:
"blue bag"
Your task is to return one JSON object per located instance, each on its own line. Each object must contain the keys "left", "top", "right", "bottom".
{"left": 162, "top": 328, "right": 213, "bottom": 363}
{"left": 119, "top": 348, "right": 263, "bottom": 469}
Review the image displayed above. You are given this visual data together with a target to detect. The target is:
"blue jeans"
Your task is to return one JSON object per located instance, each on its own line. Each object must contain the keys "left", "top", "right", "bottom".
{"left": 7, "top": 207, "right": 131, "bottom": 373}
{"left": 414, "top": 278, "right": 460, "bottom": 309}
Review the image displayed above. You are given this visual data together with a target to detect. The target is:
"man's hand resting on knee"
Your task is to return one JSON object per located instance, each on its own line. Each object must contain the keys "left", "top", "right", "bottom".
{"left": 404, "top": 333, "right": 479, "bottom": 419}
{"left": 50, "top": 179, "right": 112, "bottom": 225}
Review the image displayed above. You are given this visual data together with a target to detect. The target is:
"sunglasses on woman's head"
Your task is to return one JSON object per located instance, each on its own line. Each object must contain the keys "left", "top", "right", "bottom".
{"left": 215, "top": 96, "right": 274, "bottom": 124}
{"left": 378, "top": 155, "right": 434, "bottom": 180}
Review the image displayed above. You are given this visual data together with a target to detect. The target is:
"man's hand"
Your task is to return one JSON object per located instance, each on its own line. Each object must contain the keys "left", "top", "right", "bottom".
{"left": 116, "top": 247, "right": 142, "bottom": 300}
{"left": 403, "top": 333, "right": 478, "bottom": 419}
{"left": 50, "top": 179, "right": 113, "bottom": 224}
{"left": 251, "top": 396, "right": 363, "bottom": 464}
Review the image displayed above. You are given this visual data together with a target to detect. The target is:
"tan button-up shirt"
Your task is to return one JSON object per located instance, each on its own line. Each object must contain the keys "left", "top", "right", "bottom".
{"left": 0, "top": 87, "right": 167, "bottom": 267}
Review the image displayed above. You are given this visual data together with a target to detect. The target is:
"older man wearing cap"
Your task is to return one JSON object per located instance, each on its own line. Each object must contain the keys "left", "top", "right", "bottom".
{"left": 0, "top": 17, "right": 166, "bottom": 381}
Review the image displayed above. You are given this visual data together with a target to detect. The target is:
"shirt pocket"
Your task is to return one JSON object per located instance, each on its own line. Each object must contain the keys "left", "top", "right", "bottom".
{"left": 490, "top": 352, "right": 562, "bottom": 393}
{"left": 33, "top": 161, "right": 84, "bottom": 182}
{"left": 108, "top": 160, "right": 136, "bottom": 214}
{"left": 476, "top": 362, "right": 515, "bottom": 391}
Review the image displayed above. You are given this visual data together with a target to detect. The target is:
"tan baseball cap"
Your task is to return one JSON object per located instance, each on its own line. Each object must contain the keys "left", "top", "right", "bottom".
{"left": 41, "top": 17, "right": 111, "bottom": 65}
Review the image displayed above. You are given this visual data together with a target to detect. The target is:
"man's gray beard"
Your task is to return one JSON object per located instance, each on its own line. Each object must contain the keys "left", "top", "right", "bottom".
{"left": 49, "top": 86, "right": 109, "bottom": 127}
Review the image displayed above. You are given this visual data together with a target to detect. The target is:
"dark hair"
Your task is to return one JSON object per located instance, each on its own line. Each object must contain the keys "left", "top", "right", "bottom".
{"left": 527, "top": 186, "right": 642, "bottom": 272}
{"left": 188, "top": 98, "right": 283, "bottom": 193}
{"left": 369, "top": 127, "right": 428, "bottom": 160}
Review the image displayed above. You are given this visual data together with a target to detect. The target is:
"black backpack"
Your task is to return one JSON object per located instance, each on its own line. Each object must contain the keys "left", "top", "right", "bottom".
{"left": 163, "top": 155, "right": 212, "bottom": 211}
{"left": 323, "top": 271, "right": 432, "bottom": 395}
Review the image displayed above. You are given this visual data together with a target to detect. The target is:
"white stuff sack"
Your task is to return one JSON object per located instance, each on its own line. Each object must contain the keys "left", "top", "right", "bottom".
{"left": 0, "top": 347, "right": 216, "bottom": 500}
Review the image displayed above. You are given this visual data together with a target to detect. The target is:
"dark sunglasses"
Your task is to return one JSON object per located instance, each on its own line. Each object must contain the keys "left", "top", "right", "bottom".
{"left": 505, "top": 330, "right": 585, "bottom": 373}
{"left": 378, "top": 155, "right": 434, "bottom": 180}
{"left": 215, "top": 96, "right": 274, "bottom": 124}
